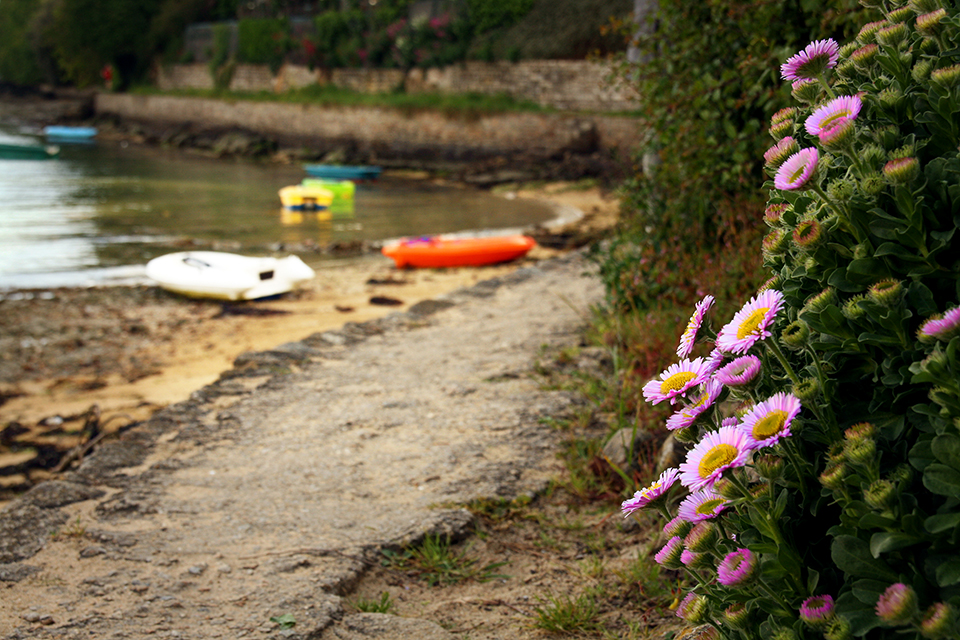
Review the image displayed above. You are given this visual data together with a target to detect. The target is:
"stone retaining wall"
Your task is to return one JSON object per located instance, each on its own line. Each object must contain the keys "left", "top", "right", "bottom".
{"left": 96, "top": 93, "right": 640, "bottom": 160}
{"left": 155, "top": 59, "right": 635, "bottom": 113}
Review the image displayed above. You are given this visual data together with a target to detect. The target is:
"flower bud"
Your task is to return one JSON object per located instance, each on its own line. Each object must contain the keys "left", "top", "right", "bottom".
{"left": 913, "top": 59, "right": 934, "bottom": 82}
{"left": 819, "top": 117, "right": 856, "bottom": 149}
{"left": 771, "top": 106, "right": 796, "bottom": 125}
{"left": 865, "top": 478, "right": 897, "bottom": 510}
{"left": 876, "top": 583, "right": 919, "bottom": 626}
{"left": 824, "top": 614, "right": 853, "bottom": 640}
{"left": 769, "top": 118, "right": 794, "bottom": 140}
{"left": 931, "top": 64, "right": 960, "bottom": 90}
{"left": 857, "top": 20, "right": 887, "bottom": 44}
{"left": 800, "top": 594, "right": 836, "bottom": 629}
{"left": 869, "top": 279, "right": 904, "bottom": 307}
{"left": 842, "top": 294, "right": 867, "bottom": 320}
{"left": 883, "top": 157, "right": 920, "bottom": 184}
{"left": 764, "top": 202, "right": 788, "bottom": 227}
{"left": 793, "top": 377, "right": 820, "bottom": 404}
{"left": 663, "top": 515, "right": 693, "bottom": 539}
{"left": 860, "top": 172, "right": 886, "bottom": 195}
{"left": 755, "top": 454, "right": 784, "bottom": 480}
{"left": 845, "top": 422, "right": 876, "bottom": 440}
{"left": 684, "top": 520, "right": 718, "bottom": 552}
{"left": 820, "top": 463, "right": 847, "bottom": 490}
{"left": 770, "top": 627, "right": 800, "bottom": 640}
{"left": 862, "top": 144, "right": 887, "bottom": 167}
{"left": 887, "top": 6, "right": 913, "bottom": 22}
{"left": 717, "top": 548, "right": 757, "bottom": 587}
{"left": 834, "top": 59, "right": 857, "bottom": 80}
{"left": 909, "top": 0, "right": 942, "bottom": 13}
{"left": 681, "top": 548, "right": 713, "bottom": 570}
{"left": 851, "top": 43, "right": 879, "bottom": 71}
{"left": 762, "top": 227, "right": 790, "bottom": 256}
{"left": 654, "top": 535, "right": 684, "bottom": 568}
{"left": 827, "top": 177, "right": 856, "bottom": 201}
{"left": 724, "top": 602, "right": 751, "bottom": 628}
{"left": 677, "top": 592, "right": 709, "bottom": 624}
{"left": 714, "top": 474, "right": 742, "bottom": 500}
{"left": 780, "top": 320, "right": 811, "bottom": 350}
{"left": 792, "top": 78, "right": 821, "bottom": 104}
{"left": 757, "top": 274, "right": 782, "bottom": 293}
{"left": 803, "top": 287, "right": 838, "bottom": 315}
{"left": 674, "top": 426, "right": 699, "bottom": 443}
{"left": 916, "top": 9, "right": 947, "bottom": 38}
{"left": 877, "top": 22, "right": 908, "bottom": 47}
{"left": 845, "top": 436, "right": 877, "bottom": 465}
{"left": 764, "top": 136, "right": 799, "bottom": 170}
{"left": 890, "top": 463, "right": 913, "bottom": 489}
{"left": 920, "top": 602, "right": 957, "bottom": 639}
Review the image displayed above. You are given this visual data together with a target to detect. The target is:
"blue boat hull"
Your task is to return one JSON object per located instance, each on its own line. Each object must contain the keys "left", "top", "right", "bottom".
{"left": 303, "top": 164, "right": 382, "bottom": 181}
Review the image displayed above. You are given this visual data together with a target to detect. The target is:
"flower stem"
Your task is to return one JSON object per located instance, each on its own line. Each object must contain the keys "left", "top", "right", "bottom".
{"left": 765, "top": 338, "right": 801, "bottom": 386}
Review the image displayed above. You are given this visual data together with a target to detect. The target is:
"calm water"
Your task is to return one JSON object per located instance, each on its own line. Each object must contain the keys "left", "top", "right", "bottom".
{"left": 0, "top": 127, "right": 555, "bottom": 290}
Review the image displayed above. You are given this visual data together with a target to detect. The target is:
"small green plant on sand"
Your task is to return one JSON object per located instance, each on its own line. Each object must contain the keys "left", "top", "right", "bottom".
{"left": 531, "top": 590, "right": 603, "bottom": 634}
{"left": 621, "top": 2, "right": 960, "bottom": 639}
{"left": 352, "top": 591, "right": 394, "bottom": 614}
{"left": 381, "top": 533, "right": 509, "bottom": 586}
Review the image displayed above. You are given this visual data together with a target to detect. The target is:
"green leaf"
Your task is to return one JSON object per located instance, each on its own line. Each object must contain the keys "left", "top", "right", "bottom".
{"left": 870, "top": 532, "right": 920, "bottom": 557}
{"left": 925, "top": 512, "right": 960, "bottom": 534}
{"left": 836, "top": 591, "right": 884, "bottom": 636}
{"left": 874, "top": 242, "right": 923, "bottom": 261}
{"left": 932, "top": 434, "right": 960, "bottom": 471}
{"left": 923, "top": 463, "right": 960, "bottom": 496}
{"left": 851, "top": 579, "right": 891, "bottom": 605}
{"left": 910, "top": 439, "right": 936, "bottom": 471}
{"left": 859, "top": 513, "right": 898, "bottom": 530}
{"left": 270, "top": 613, "right": 297, "bottom": 629}
{"left": 831, "top": 535, "right": 899, "bottom": 581}
{"left": 936, "top": 558, "right": 960, "bottom": 587}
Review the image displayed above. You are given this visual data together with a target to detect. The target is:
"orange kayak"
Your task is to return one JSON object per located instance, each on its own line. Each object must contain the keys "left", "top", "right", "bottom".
{"left": 381, "top": 235, "right": 536, "bottom": 268}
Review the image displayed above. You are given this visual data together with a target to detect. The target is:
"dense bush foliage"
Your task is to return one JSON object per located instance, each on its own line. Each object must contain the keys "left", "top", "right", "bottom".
{"left": 603, "top": 1, "right": 874, "bottom": 274}
{"left": 237, "top": 18, "right": 291, "bottom": 72}
{"left": 623, "top": 2, "right": 960, "bottom": 638}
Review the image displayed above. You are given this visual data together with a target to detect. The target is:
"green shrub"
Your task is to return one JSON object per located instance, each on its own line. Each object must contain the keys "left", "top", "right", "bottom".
{"left": 237, "top": 17, "right": 289, "bottom": 73}
{"left": 624, "top": 3, "right": 960, "bottom": 638}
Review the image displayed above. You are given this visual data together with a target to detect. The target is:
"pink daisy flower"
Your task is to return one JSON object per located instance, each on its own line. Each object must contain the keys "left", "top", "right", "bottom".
{"left": 678, "top": 425, "right": 753, "bottom": 491}
{"left": 781, "top": 39, "right": 840, "bottom": 81}
{"left": 918, "top": 306, "right": 960, "bottom": 341}
{"left": 716, "top": 290, "right": 784, "bottom": 354}
{"left": 677, "top": 295, "right": 716, "bottom": 358}
{"left": 774, "top": 148, "right": 819, "bottom": 191}
{"left": 621, "top": 468, "right": 680, "bottom": 516}
{"left": 717, "top": 548, "right": 758, "bottom": 587}
{"left": 666, "top": 379, "right": 723, "bottom": 431}
{"left": 642, "top": 357, "right": 713, "bottom": 405}
{"left": 721, "top": 416, "right": 740, "bottom": 428}
{"left": 714, "top": 355, "right": 762, "bottom": 387}
{"left": 805, "top": 95, "right": 862, "bottom": 136}
{"left": 677, "top": 488, "right": 730, "bottom": 522}
{"left": 739, "top": 392, "right": 801, "bottom": 449}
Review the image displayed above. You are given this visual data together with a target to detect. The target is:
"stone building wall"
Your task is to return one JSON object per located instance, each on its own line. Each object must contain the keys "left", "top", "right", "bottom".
{"left": 155, "top": 59, "right": 635, "bottom": 113}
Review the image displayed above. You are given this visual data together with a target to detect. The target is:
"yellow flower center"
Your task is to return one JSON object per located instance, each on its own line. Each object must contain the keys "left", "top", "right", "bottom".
{"left": 753, "top": 411, "right": 787, "bottom": 439}
{"left": 661, "top": 371, "right": 696, "bottom": 394}
{"left": 698, "top": 443, "right": 739, "bottom": 478}
{"left": 789, "top": 165, "right": 806, "bottom": 182}
{"left": 695, "top": 498, "right": 725, "bottom": 515}
{"left": 736, "top": 307, "right": 770, "bottom": 339}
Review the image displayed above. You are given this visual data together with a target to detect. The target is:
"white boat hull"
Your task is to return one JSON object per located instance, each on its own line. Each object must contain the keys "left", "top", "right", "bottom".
{"left": 145, "top": 251, "right": 315, "bottom": 301}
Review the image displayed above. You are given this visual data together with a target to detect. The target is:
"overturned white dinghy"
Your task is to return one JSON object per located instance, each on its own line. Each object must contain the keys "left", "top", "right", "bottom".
{"left": 146, "top": 251, "right": 315, "bottom": 301}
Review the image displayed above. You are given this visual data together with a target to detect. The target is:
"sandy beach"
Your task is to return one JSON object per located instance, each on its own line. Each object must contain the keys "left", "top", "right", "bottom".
{"left": 0, "top": 182, "right": 618, "bottom": 495}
